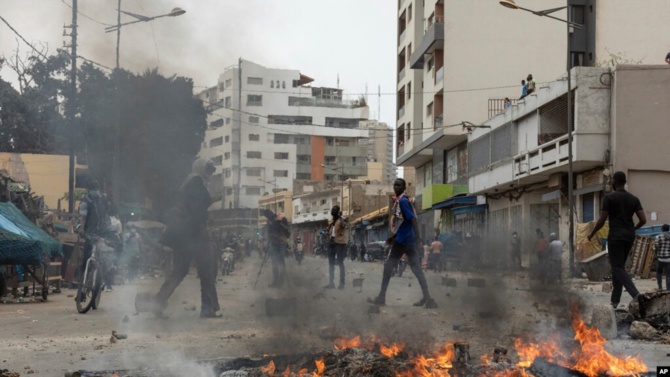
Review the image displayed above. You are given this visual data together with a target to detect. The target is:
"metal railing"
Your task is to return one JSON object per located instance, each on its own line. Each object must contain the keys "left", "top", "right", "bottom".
{"left": 435, "top": 66, "right": 444, "bottom": 84}
{"left": 398, "top": 66, "right": 406, "bottom": 81}
{"left": 398, "top": 106, "right": 406, "bottom": 119}
{"left": 488, "top": 98, "right": 518, "bottom": 119}
{"left": 288, "top": 96, "right": 365, "bottom": 109}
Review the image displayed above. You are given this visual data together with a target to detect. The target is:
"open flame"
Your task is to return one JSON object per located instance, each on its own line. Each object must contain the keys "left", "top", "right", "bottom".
{"left": 396, "top": 343, "right": 454, "bottom": 377}
{"left": 260, "top": 360, "right": 275, "bottom": 376}
{"left": 380, "top": 342, "right": 405, "bottom": 358}
{"left": 333, "top": 335, "right": 361, "bottom": 350}
{"left": 313, "top": 357, "right": 325, "bottom": 376}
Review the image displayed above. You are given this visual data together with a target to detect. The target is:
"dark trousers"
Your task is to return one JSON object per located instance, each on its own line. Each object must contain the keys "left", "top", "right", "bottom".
{"left": 328, "top": 242, "right": 346, "bottom": 286}
{"left": 608, "top": 239, "right": 639, "bottom": 305}
{"left": 377, "top": 242, "right": 431, "bottom": 301}
{"left": 156, "top": 239, "right": 220, "bottom": 315}
{"left": 656, "top": 260, "right": 670, "bottom": 290}
{"left": 269, "top": 243, "right": 287, "bottom": 287}
{"left": 511, "top": 249, "right": 521, "bottom": 269}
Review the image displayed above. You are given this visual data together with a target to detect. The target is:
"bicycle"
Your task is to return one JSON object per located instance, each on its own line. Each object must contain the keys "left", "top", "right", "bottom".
{"left": 76, "top": 234, "right": 112, "bottom": 314}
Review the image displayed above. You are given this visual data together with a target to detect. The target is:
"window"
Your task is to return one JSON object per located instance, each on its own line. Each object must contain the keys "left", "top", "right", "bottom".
{"left": 408, "top": 4, "right": 412, "bottom": 21}
{"left": 407, "top": 43, "right": 412, "bottom": 64}
{"left": 247, "top": 151, "right": 262, "bottom": 159}
{"left": 248, "top": 134, "right": 260, "bottom": 141}
{"left": 209, "top": 137, "right": 223, "bottom": 147}
{"left": 282, "top": 81, "right": 286, "bottom": 89}
{"left": 224, "top": 169, "right": 231, "bottom": 178}
{"left": 225, "top": 135, "right": 230, "bottom": 142}
{"left": 247, "top": 94, "right": 262, "bottom": 106}
{"left": 226, "top": 118, "right": 231, "bottom": 125}
{"left": 211, "top": 155, "right": 223, "bottom": 165}
{"left": 296, "top": 173, "right": 310, "bottom": 180}
{"left": 427, "top": 102, "right": 433, "bottom": 116}
{"left": 407, "top": 82, "right": 411, "bottom": 100}
{"left": 325, "top": 137, "right": 334, "bottom": 146}
{"left": 274, "top": 134, "right": 289, "bottom": 144}
{"left": 276, "top": 80, "right": 280, "bottom": 88}
{"left": 298, "top": 155, "right": 311, "bottom": 164}
{"left": 224, "top": 152, "right": 230, "bottom": 160}
{"left": 247, "top": 77, "right": 263, "bottom": 85}
{"left": 225, "top": 79, "right": 232, "bottom": 87}
{"left": 209, "top": 119, "right": 223, "bottom": 128}
{"left": 426, "top": 56, "right": 434, "bottom": 71}
{"left": 407, "top": 122, "right": 411, "bottom": 140}
{"left": 292, "top": 79, "right": 300, "bottom": 88}
{"left": 246, "top": 187, "right": 261, "bottom": 195}
{"left": 224, "top": 97, "right": 231, "bottom": 108}
{"left": 218, "top": 82, "right": 224, "bottom": 91}
{"left": 247, "top": 168, "right": 262, "bottom": 177}
{"left": 271, "top": 81, "right": 275, "bottom": 88}
{"left": 274, "top": 152, "right": 289, "bottom": 160}
{"left": 352, "top": 157, "right": 357, "bottom": 166}
{"left": 249, "top": 116, "right": 259, "bottom": 123}
{"left": 273, "top": 170, "right": 288, "bottom": 178}
{"left": 582, "top": 193, "right": 595, "bottom": 222}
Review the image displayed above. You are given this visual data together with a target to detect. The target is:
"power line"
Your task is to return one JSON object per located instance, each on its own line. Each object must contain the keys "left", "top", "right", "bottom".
{"left": 61, "top": 0, "right": 113, "bottom": 27}
{"left": 78, "top": 55, "right": 114, "bottom": 71}
{"left": 0, "top": 15, "right": 49, "bottom": 60}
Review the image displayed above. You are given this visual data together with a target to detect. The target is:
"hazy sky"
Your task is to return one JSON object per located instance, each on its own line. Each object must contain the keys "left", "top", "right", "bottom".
{"left": 0, "top": 0, "right": 397, "bottom": 125}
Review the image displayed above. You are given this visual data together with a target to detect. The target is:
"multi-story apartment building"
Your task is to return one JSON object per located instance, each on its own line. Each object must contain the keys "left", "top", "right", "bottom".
{"left": 359, "top": 120, "right": 396, "bottom": 184}
{"left": 466, "top": 65, "right": 670, "bottom": 270}
{"left": 197, "top": 60, "right": 370, "bottom": 210}
{"left": 394, "top": 0, "right": 670, "bottom": 235}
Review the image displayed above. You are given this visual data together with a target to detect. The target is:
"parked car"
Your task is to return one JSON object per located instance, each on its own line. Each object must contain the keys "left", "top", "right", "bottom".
{"left": 364, "top": 241, "right": 387, "bottom": 262}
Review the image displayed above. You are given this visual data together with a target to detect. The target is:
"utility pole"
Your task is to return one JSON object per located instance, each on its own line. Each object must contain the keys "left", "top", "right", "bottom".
{"left": 116, "top": 0, "right": 121, "bottom": 69}
{"left": 234, "top": 57, "right": 242, "bottom": 208}
{"left": 67, "top": 0, "right": 78, "bottom": 214}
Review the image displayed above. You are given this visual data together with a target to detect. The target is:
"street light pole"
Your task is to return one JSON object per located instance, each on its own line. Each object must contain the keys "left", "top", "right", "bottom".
{"left": 499, "top": 0, "right": 581, "bottom": 276}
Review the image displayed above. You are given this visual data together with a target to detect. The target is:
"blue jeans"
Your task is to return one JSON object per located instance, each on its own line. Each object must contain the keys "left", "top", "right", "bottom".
{"left": 656, "top": 260, "right": 670, "bottom": 290}
{"left": 328, "top": 242, "right": 346, "bottom": 286}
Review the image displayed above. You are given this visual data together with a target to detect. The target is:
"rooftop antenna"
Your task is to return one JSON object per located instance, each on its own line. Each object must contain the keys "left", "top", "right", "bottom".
{"left": 337, "top": 74, "right": 340, "bottom": 89}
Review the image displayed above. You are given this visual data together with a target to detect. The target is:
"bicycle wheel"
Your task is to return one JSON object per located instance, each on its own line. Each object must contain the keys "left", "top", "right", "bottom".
{"left": 76, "top": 262, "right": 97, "bottom": 314}
{"left": 91, "top": 267, "right": 103, "bottom": 310}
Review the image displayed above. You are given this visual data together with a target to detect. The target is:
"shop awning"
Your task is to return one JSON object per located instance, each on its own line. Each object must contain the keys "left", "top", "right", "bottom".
{"left": 541, "top": 190, "right": 561, "bottom": 202}
{"left": 433, "top": 195, "right": 477, "bottom": 210}
{"left": 574, "top": 184, "right": 605, "bottom": 196}
{"left": 452, "top": 205, "right": 486, "bottom": 215}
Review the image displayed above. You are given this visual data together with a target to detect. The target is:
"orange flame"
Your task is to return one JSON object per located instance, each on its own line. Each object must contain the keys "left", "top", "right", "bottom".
{"left": 333, "top": 335, "right": 361, "bottom": 350}
{"left": 570, "top": 312, "right": 648, "bottom": 376}
{"left": 297, "top": 368, "right": 308, "bottom": 375}
{"left": 380, "top": 342, "right": 405, "bottom": 358}
{"left": 396, "top": 343, "right": 454, "bottom": 377}
{"left": 313, "top": 357, "right": 325, "bottom": 376}
{"left": 260, "top": 360, "right": 275, "bottom": 376}
{"left": 282, "top": 364, "right": 290, "bottom": 377}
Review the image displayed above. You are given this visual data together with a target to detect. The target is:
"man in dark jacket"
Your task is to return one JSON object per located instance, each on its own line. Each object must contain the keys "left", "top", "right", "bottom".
{"left": 155, "top": 158, "right": 221, "bottom": 318}
{"left": 589, "top": 171, "right": 646, "bottom": 309}
{"left": 263, "top": 209, "right": 290, "bottom": 288}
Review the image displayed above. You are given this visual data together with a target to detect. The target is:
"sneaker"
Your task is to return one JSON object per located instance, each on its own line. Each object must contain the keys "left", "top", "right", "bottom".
{"left": 367, "top": 296, "right": 385, "bottom": 306}
{"left": 611, "top": 302, "right": 619, "bottom": 309}
{"left": 200, "top": 311, "right": 223, "bottom": 318}
{"left": 424, "top": 298, "right": 438, "bottom": 309}
{"left": 324, "top": 284, "right": 335, "bottom": 289}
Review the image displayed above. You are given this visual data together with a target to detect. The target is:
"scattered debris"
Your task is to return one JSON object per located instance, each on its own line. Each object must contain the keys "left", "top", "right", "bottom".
{"left": 629, "top": 321, "right": 658, "bottom": 340}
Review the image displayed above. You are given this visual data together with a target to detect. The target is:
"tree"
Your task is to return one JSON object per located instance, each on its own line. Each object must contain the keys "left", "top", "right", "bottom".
{"left": 77, "top": 65, "right": 207, "bottom": 216}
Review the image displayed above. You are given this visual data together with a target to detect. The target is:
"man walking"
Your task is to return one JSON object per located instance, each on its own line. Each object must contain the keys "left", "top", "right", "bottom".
{"left": 653, "top": 224, "right": 670, "bottom": 290}
{"left": 510, "top": 231, "right": 521, "bottom": 269}
{"left": 547, "top": 232, "right": 563, "bottom": 283}
{"left": 263, "top": 209, "right": 290, "bottom": 288}
{"left": 325, "top": 205, "right": 347, "bottom": 289}
{"left": 369, "top": 178, "right": 437, "bottom": 308}
{"left": 588, "top": 171, "right": 646, "bottom": 309}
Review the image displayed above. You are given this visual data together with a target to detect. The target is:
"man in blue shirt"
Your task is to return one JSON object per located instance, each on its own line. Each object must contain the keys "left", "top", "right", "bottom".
{"left": 369, "top": 178, "right": 437, "bottom": 308}
{"left": 519, "top": 80, "right": 528, "bottom": 100}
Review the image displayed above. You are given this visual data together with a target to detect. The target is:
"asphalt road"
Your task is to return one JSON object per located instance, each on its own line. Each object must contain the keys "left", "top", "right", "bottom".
{"left": 0, "top": 253, "right": 667, "bottom": 376}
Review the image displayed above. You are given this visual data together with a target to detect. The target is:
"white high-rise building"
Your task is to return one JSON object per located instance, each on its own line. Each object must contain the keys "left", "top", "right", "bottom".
{"left": 197, "top": 60, "right": 370, "bottom": 210}
{"left": 359, "top": 120, "right": 396, "bottom": 184}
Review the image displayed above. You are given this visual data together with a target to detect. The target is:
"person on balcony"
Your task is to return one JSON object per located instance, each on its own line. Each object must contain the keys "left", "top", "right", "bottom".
{"left": 519, "top": 80, "right": 528, "bottom": 100}
{"left": 526, "top": 74, "right": 536, "bottom": 95}
{"left": 504, "top": 97, "right": 512, "bottom": 109}
{"left": 588, "top": 171, "right": 646, "bottom": 309}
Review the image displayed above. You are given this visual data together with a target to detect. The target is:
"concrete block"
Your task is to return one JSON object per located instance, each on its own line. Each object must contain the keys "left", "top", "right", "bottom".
{"left": 467, "top": 278, "right": 486, "bottom": 288}
{"left": 579, "top": 251, "right": 610, "bottom": 281}
{"left": 442, "top": 277, "right": 457, "bottom": 287}
{"left": 590, "top": 304, "right": 617, "bottom": 340}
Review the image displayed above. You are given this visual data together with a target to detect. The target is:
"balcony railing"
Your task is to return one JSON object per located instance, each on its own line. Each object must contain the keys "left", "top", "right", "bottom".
{"left": 434, "top": 114, "right": 443, "bottom": 130}
{"left": 514, "top": 133, "right": 570, "bottom": 178}
{"left": 399, "top": 28, "right": 407, "bottom": 43}
{"left": 488, "top": 98, "right": 519, "bottom": 119}
{"left": 288, "top": 96, "right": 366, "bottom": 109}
{"left": 398, "top": 106, "right": 406, "bottom": 119}
{"left": 398, "top": 66, "right": 406, "bottom": 81}
{"left": 435, "top": 66, "right": 444, "bottom": 84}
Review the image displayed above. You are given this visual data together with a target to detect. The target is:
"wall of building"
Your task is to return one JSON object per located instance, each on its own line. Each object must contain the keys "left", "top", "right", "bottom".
{"left": 595, "top": 1, "right": 670, "bottom": 66}
{"left": 0, "top": 153, "right": 72, "bottom": 210}
{"left": 611, "top": 65, "right": 670, "bottom": 225}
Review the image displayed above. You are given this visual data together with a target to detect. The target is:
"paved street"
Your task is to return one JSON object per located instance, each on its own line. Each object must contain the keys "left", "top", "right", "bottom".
{"left": 0, "top": 254, "right": 667, "bottom": 376}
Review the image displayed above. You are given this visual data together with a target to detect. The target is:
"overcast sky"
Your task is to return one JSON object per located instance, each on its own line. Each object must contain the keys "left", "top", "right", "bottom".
{"left": 0, "top": 0, "right": 397, "bottom": 125}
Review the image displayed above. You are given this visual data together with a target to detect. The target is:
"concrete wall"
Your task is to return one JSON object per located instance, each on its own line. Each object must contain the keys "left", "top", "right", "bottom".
{"left": 596, "top": 1, "right": 670, "bottom": 66}
{"left": 0, "top": 153, "right": 71, "bottom": 210}
{"left": 611, "top": 65, "right": 670, "bottom": 225}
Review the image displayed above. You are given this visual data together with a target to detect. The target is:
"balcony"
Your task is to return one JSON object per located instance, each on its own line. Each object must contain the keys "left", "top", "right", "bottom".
{"left": 398, "top": 67, "right": 406, "bottom": 82}
{"left": 398, "top": 106, "right": 406, "bottom": 119}
{"left": 399, "top": 28, "right": 407, "bottom": 43}
{"left": 434, "top": 114, "right": 443, "bottom": 130}
{"left": 409, "top": 22, "right": 444, "bottom": 69}
{"left": 435, "top": 66, "right": 444, "bottom": 84}
{"left": 288, "top": 96, "right": 366, "bottom": 109}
